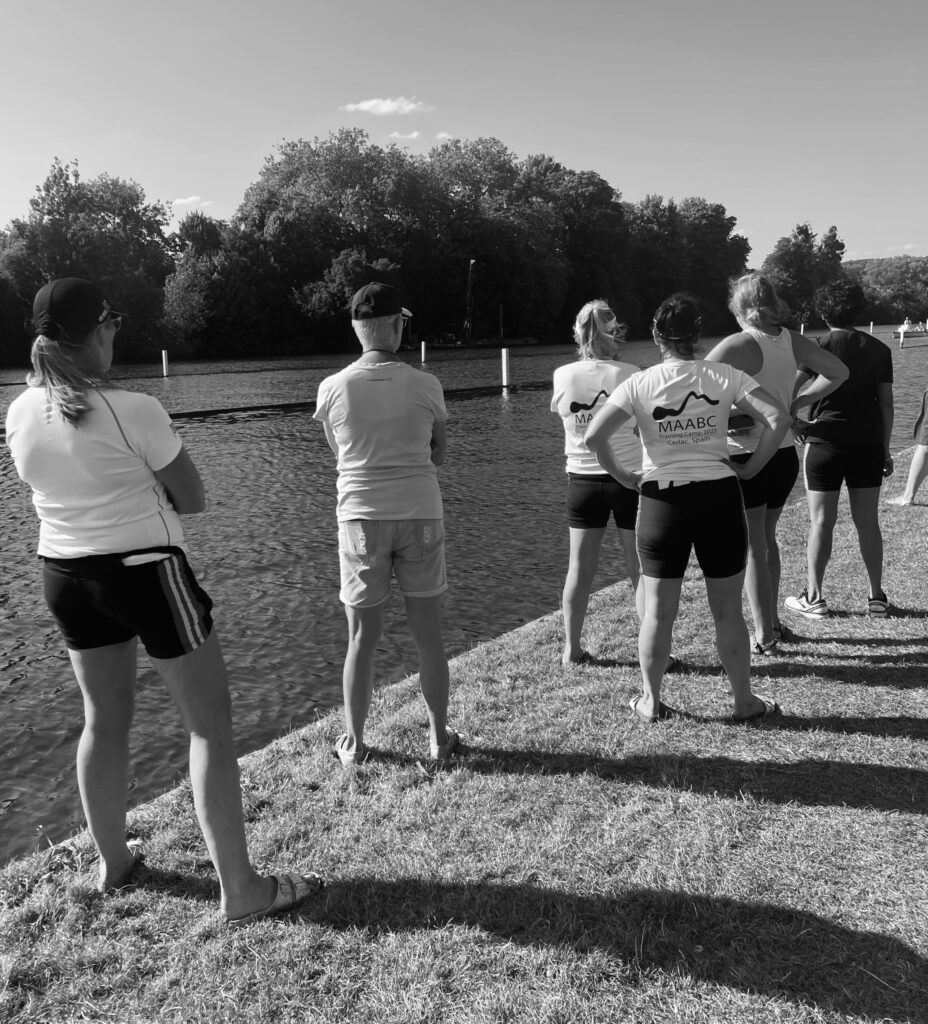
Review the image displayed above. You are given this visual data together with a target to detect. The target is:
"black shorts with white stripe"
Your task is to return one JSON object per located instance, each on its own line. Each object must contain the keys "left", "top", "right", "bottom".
{"left": 42, "top": 546, "right": 213, "bottom": 659}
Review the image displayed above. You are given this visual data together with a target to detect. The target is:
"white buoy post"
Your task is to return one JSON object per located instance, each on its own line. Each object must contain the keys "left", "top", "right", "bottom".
{"left": 501, "top": 347, "right": 510, "bottom": 388}
{"left": 800, "top": 323, "right": 805, "bottom": 335}
{"left": 161, "top": 350, "right": 169, "bottom": 377}
{"left": 421, "top": 340, "right": 427, "bottom": 363}
{"left": 870, "top": 321, "right": 874, "bottom": 334}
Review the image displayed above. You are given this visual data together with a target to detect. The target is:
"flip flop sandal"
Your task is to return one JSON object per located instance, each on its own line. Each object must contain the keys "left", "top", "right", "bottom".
{"left": 732, "top": 696, "right": 780, "bottom": 723}
{"left": 628, "top": 695, "right": 676, "bottom": 724}
{"left": 97, "top": 840, "right": 146, "bottom": 894}
{"left": 226, "top": 871, "right": 325, "bottom": 929}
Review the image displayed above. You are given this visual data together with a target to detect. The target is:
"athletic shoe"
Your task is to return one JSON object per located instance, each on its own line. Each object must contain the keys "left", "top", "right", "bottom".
{"left": 868, "top": 592, "right": 891, "bottom": 617}
{"left": 785, "top": 591, "right": 829, "bottom": 619}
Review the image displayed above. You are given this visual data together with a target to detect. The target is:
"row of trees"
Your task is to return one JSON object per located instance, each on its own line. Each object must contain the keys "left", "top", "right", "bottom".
{"left": 2, "top": 135, "right": 925, "bottom": 365}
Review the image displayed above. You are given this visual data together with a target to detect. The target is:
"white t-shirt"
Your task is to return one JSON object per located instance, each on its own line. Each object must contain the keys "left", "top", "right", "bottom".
{"left": 314, "top": 361, "right": 447, "bottom": 521}
{"left": 5, "top": 387, "right": 185, "bottom": 557}
{"left": 607, "top": 359, "right": 758, "bottom": 486}
{"left": 551, "top": 359, "right": 642, "bottom": 474}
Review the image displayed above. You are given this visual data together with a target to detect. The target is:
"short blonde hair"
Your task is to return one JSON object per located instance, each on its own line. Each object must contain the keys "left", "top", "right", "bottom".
{"left": 572, "top": 300, "right": 626, "bottom": 360}
{"left": 728, "top": 273, "right": 791, "bottom": 329}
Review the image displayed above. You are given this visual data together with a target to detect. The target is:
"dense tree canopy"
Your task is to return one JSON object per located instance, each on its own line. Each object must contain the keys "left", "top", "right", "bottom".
{"left": 761, "top": 223, "right": 847, "bottom": 324}
{"left": 0, "top": 159, "right": 175, "bottom": 360}
{"left": 1, "top": 138, "right": 917, "bottom": 364}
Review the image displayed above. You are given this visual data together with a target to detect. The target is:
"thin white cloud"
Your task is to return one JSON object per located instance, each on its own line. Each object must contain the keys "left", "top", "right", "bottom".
{"left": 341, "top": 96, "right": 432, "bottom": 116}
{"left": 172, "top": 196, "right": 214, "bottom": 210}
{"left": 436, "top": 131, "right": 452, "bottom": 140}
{"left": 389, "top": 131, "right": 421, "bottom": 140}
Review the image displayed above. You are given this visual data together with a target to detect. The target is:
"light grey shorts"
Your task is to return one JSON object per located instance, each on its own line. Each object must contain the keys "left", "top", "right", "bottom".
{"left": 338, "top": 519, "right": 447, "bottom": 607}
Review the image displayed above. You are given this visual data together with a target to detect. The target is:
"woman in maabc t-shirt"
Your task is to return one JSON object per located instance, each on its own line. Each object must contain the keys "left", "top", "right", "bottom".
{"left": 551, "top": 300, "right": 643, "bottom": 666}
{"left": 586, "top": 293, "right": 788, "bottom": 723}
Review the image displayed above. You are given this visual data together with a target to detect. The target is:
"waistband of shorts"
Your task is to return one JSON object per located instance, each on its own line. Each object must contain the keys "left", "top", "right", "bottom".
{"left": 567, "top": 472, "right": 616, "bottom": 482}
{"left": 41, "top": 545, "right": 184, "bottom": 571}
{"left": 640, "top": 476, "right": 737, "bottom": 496}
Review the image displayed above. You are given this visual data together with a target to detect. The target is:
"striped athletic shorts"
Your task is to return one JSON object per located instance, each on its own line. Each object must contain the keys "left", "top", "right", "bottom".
{"left": 42, "top": 546, "right": 213, "bottom": 659}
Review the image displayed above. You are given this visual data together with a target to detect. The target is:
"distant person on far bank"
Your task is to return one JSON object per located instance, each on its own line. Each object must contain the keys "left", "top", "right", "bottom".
{"left": 785, "top": 279, "right": 894, "bottom": 618}
{"left": 314, "top": 283, "right": 457, "bottom": 766}
{"left": 551, "top": 300, "right": 646, "bottom": 666}
{"left": 705, "top": 273, "right": 847, "bottom": 652}
{"left": 5, "top": 278, "right": 322, "bottom": 926}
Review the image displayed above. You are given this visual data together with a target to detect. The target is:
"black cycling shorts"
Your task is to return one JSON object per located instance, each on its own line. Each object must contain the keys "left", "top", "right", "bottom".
{"left": 637, "top": 476, "right": 747, "bottom": 579}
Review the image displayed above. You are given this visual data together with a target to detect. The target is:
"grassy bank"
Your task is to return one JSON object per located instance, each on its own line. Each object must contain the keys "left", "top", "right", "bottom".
{"left": 2, "top": 455, "right": 927, "bottom": 1023}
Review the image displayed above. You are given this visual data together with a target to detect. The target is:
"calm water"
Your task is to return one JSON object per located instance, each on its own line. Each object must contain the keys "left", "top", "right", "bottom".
{"left": 1, "top": 332, "right": 926, "bottom": 864}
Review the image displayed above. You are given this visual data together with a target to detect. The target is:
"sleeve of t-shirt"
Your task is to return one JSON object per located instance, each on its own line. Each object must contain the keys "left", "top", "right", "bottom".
{"left": 878, "top": 344, "right": 894, "bottom": 384}
{"left": 125, "top": 395, "right": 183, "bottom": 472}
{"left": 425, "top": 374, "right": 448, "bottom": 423}
{"left": 734, "top": 369, "right": 760, "bottom": 401}
{"left": 312, "top": 378, "right": 331, "bottom": 424}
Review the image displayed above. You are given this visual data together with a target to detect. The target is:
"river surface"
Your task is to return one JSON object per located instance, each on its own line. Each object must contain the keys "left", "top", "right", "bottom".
{"left": 1, "top": 331, "right": 925, "bottom": 863}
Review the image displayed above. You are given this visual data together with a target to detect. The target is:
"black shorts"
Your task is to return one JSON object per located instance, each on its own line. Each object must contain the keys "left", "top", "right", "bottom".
{"left": 731, "top": 446, "right": 799, "bottom": 510}
{"left": 802, "top": 441, "right": 885, "bottom": 491}
{"left": 42, "top": 546, "right": 214, "bottom": 659}
{"left": 637, "top": 476, "right": 747, "bottom": 579}
{"left": 566, "top": 473, "right": 639, "bottom": 530}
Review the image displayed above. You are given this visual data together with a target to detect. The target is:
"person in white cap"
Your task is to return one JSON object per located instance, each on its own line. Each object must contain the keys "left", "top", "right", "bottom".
{"left": 314, "top": 282, "right": 457, "bottom": 766}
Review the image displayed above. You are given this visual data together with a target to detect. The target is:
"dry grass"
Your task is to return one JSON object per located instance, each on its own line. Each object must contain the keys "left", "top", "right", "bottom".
{"left": 1, "top": 452, "right": 927, "bottom": 1023}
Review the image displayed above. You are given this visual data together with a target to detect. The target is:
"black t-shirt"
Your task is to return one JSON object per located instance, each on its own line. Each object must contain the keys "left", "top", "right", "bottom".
{"left": 806, "top": 329, "right": 893, "bottom": 444}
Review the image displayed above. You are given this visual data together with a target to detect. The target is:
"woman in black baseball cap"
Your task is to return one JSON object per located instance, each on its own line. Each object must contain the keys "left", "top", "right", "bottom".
{"left": 5, "top": 278, "right": 322, "bottom": 925}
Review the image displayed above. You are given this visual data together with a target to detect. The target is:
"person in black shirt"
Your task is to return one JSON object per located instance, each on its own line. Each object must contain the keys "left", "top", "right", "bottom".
{"left": 785, "top": 280, "right": 894, "bottom": 619}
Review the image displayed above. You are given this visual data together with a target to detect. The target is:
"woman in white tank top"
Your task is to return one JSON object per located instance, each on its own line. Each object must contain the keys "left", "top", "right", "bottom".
{"left": 705, "top": 274, "right": 847, "bottom": 653}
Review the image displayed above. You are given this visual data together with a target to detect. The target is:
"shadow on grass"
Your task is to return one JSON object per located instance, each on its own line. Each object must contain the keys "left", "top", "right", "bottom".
{"left": 697, "top": 657, "right": 928, "bottom": 688}
{"left": 448, "top": 748, "right": 928, "bottom": 813}
{"left": 309, "top": 879, "right": 926, "bottom": 1022}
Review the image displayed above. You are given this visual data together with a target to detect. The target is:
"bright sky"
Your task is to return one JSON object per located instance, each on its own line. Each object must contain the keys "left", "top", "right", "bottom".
{"left": 2, "top": 0, "right": 925, "bottom": 264}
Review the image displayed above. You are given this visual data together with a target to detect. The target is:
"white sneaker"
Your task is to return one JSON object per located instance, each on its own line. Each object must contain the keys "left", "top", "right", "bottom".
{"left": 785, "top": 591, "right": 829, "bottom": 619}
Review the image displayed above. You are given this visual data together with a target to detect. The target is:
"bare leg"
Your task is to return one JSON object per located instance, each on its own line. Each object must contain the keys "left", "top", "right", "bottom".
{"left": 848, "top": 486, "right": 884, "bottom": 598}
{"left": 705, "top": 571, "right": 766, "bottom": 717}
{"left": 561, "top": 527, "right": 605, "bottom": 664}
{"left": 618, "top": 526, "right": 644, "bottom": 623}
{"left": 889, "top": 444, "right": 928, "bottom": 504}
{"left": 341, "top": 603, "right": 384, "bottom": 751}
{"left": 764, "top": 504, "right": 787, "bottom": 631}
{"left": 405, "top": 594, "right": 450, "bottom": 750}
{"left": 806, "top": 490, "right": 839, "bottom": 603}
{"left": 68, "top": 639, "right": 139, "bottom": 889}
{"left": 636, "top": 575, "right": 682, "bottom": 716}
{"left": 742, "top": 504, "right": 775, "bottom": 646}
{"left": 153, "top": 632, "right": 273, "bottom": 920}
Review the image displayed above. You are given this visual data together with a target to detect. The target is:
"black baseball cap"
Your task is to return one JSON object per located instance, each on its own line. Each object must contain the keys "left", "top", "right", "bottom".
{"left": 32, "top": 278, "right": 125, "bottom": 339}
{"left": 350, "top": 282, "right": 412, "bottom": 320}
